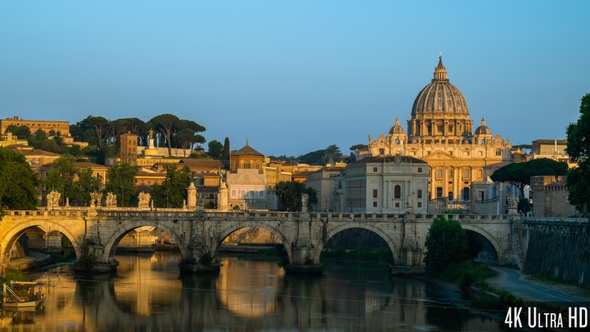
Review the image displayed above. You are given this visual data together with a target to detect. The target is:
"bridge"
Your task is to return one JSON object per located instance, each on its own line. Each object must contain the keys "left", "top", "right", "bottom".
{"left": 0, "top": 204, "right": 523, "bottom": 274}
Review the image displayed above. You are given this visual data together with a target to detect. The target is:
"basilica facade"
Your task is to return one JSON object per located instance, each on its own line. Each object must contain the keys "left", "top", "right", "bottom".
{"left": 363, "top": 56, "right": 512, "bottom": 201}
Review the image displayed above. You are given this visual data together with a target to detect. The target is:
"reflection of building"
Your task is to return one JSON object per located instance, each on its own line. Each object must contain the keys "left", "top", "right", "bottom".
{"left": 343, "top": 155, "right": 429, "bottom": 214}
{"left": 362, "top": 57, "right": 512, "bottom": 201}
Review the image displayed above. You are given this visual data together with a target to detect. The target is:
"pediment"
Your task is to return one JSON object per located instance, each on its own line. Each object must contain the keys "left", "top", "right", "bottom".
{"left": 421, "top": 150, "right": 457, "bottom": 161}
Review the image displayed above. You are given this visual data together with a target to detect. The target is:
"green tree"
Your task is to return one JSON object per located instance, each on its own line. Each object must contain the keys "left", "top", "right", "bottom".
{"left": 424, "top": 217, "right": 468, "bottom": 275}
{"left": 274, "top": 181, "right": 317, "bottom": 211}
{"left": 222, "top": 137, "right": 230, "bottom": 160}
{"left": 490, "top": 158, "right": 568, "bottom": 197}
{"left": 207, "top": 140, "right": 223, "bottom": 159}
{"left": 0, "top": 147, "right": 39, "bottom": 216}
{"left": 149, "top": 114, "right": 180, "bottom": 157}
{"left": 149, "top": 165, "right": 192, "bottom": 208}
{"left": 5, "top": 125, "right": 31, "bottom": 140}
{"left": 105, "top": 162, "right": 139, "bottom": 207}
{"left": 566, "top": 93, "right": 590, "bottom": 214}
{"left": 44, "top": 155, "right": 102, "bottom": 206}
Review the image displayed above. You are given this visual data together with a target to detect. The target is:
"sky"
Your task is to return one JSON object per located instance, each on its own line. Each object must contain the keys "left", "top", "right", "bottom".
{"left": 1, "top": 1, "right": 589, "bottom": 157}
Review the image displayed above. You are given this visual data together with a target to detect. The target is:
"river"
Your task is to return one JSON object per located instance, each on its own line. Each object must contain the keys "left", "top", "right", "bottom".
{"left": 1, "top": 252, "right": 510, "bottom": 331}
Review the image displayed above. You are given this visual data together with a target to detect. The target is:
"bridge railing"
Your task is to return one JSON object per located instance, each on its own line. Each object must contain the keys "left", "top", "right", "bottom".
{"left": 4, "top": 209, "right": 88, "bottom": 218}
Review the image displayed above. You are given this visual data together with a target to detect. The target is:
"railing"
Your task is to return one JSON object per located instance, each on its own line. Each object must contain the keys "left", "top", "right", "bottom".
{"left": 3, "top": 283, "right": 22, "bottom": 302}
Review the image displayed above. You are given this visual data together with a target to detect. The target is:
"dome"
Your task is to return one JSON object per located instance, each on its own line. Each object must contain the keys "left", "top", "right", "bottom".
{"left": 388, "top": 117, "right": 406, "bottom": 135}
{"left": 474, "top": 118, "right": 492, "bottom": 135}
{"left": 411, "top": 56, "right": 469, "bottom": 116}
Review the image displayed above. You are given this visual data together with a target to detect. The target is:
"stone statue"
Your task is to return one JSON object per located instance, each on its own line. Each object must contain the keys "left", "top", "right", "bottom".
{"left": 46, "top": 191, "right": 61, "bottom": 210}
{"left": 138, "top": 192, "right": 151, "bottom": 210}
{"left": 105, "top": 192, "right": 117, "bottom": 208}
{"left": 406, "top": 193, "right": 414, "bottom": 208}
{"left": 301, "top": 193, "right": 309, "bottom": 213}
{"left": 196, "top": 193, "right": 204, "bottom": 211}
{"left": 90, "top": 191, "right": 103, "bottom": 207}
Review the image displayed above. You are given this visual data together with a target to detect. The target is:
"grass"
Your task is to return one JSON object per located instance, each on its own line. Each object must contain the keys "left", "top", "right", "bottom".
{"left": 0, "top": 268, "right": 28, "bottom": 284}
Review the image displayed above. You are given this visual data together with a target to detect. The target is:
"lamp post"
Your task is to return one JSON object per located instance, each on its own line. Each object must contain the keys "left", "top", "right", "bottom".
{"left": 120, "top": 185, "right": 124, "bottom": 207}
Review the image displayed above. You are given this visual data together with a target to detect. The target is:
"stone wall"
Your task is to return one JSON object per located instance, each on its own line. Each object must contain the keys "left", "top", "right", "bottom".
{"left": 523, "top": 219, "right": 590, "bottom": 287}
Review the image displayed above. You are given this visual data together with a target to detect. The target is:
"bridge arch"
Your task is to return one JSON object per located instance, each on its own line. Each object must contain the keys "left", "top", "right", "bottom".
{"left": 0, "top": 219, "right": 82, "bottom": 261}
{"left": 101, "top": 219, "right": 187, "bottom": 262}
{"left": 214, "top": 221, "right": 294, "bottom": 263}
{"left": 316, "top": 223, "right": 400, "bottom": 264}
{"left": 460, "top": 224, "right": 504, "bottom": 264}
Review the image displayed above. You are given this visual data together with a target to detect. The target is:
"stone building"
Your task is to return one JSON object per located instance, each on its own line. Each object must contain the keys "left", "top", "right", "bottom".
{"left": 0, "top": 116, "right": 87, "bottom": 148}
{"left": 305, "top": 166, "right": 346, "bottom": 212}
{"left": 530, "top": 175, "right": 579, "bottom": 217}
{"left": 343, "top": 155, "right": 429, "bottom": 214}
{"left": 362, "top": 56, "right": 512, "bottom": 202}
{"left": 226, "top": 142, "right": 277, "bottom": 210}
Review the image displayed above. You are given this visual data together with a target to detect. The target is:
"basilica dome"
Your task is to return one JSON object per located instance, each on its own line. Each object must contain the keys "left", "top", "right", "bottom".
{"left": 411, "top": 56, "right": 469, "bottom": 116}
{"left": 474, "top": 118, "right": 492, "bottom": 135}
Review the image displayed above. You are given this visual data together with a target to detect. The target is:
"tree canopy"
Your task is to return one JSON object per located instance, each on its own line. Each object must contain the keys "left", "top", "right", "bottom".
{"left": 566, "top": 93, "right": 590, "bottom": 214}
{"left": 0, "top": 147, "right": 39, "bottom": 216}
{"left": 105, "top": 162, "right": 139, "bottom": 207}
{"left": 43, "top": 155, "right": 102, "bottom": 206}
{"left": 424, "top": 217, "right": 468, "bottom": 275}
{"left": 149, "top": 165, "right": 192, "bottom": 208}
{"left": 490, "top": 158, "right": 568, "bottom": 197}
{"left": 274, "top": 181, "right": 318, "bottom": 211}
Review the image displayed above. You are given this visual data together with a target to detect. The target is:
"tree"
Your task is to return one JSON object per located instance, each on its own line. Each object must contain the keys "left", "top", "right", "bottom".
{"left": 0, "top": 147, "right": 39, "bottom": 216}
{"left": 149, "top": 165, "right": 192, "bottom": 208}
{"left": 176, "top": 128, "right": 199, "bottom": 156}
{"left": 149, "top": 114, "right": 180, "bottom": 157}
{"left": 207, "top": 140, "right": 223, "bottom": 159}
{"left": 105, "top": 162, "right": 139, "bottom": 207}
{"left": 44, "top": 155, "right": 102, "bottom": 206}
{"left": 83, "top": 116, "right": 110, "bottom": 148}
{"left": 566, "top": 93, "right": 590, "bottom": 214}
{"left": 274, "top": 181, "right": 317, "bottom": 211}
{"left": 490, "top": 158, "right": 568, "bottom": 197}
{"left": 222, "top": 137, "right": 230, "bottom": 160}
{"left": 424, "top": 217, "right": 468, "bottom": 275}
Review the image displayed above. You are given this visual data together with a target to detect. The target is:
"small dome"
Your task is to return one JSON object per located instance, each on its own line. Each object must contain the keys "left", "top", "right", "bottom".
{"left": 411, "top": 56, "right": 469, "bottom": 116}
{"left": 388, "top": 117, "right": 406, "bottom": 135}
{"left": 474, "top": 118, "right": 492, "bottom": 135}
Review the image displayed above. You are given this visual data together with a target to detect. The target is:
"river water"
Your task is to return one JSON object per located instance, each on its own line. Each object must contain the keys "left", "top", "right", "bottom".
{"left": 1, "top": 252, "right": 510, "bottom": 331}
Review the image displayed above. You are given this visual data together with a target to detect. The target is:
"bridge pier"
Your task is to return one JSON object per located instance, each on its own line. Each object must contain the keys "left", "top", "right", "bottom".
{"left": 284, "top": 212, "right": 323, "bottom": 275}
{"left": 391, "top": 213, "right": 425, "bottom": 275}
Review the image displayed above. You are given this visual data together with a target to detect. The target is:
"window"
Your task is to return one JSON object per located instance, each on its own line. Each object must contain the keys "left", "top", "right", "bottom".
{"left": 418, "top": 167, "right": 423, "bottom": 173}
{"left": 436, "top": 187, "right": 443, "bottom": 198}
{"left": 417, "top": 202, "right": 422, "bottom": 208}
{"left": 373, "top": 189, "right": 378, "bottom": 198}
{"left": 394, "top": 185, "right": 401, "bottom": 198}
{"left": 436, "top": 168, "right": 443, "bottom": 179}
{"left": 373, "top": 167, "right": 378, "bottom": 172}
{"left": 395, "top": 203, "right": 400, "bottom": 208}
{"left": 496, "top": 149, "right": 502, "bottom": 156}
{"left": 373, "top": 202, "right": 378, "bottom": 207}
{"left": 417, "top": 190, "right": 422, "bottom": 199}
{"left": 379, "top": 148, "right": 385, "bottom": 156}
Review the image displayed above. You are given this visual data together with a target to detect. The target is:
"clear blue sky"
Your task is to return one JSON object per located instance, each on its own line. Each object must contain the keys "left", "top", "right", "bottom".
{"left": 1, "top": 1, "right": 589, "bottom": 157}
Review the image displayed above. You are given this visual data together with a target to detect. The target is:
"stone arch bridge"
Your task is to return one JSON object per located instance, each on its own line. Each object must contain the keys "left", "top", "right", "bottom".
{"left": 0, "top": 207, "right": 521, "bottom": 273}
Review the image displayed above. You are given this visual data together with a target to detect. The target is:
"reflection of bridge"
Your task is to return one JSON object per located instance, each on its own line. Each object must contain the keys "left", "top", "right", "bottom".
{"left": 0, "top": 206, "right": 522, "bottom": 272}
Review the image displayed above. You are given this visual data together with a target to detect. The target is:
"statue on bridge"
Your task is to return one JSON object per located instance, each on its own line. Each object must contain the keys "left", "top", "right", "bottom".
{"left": 105, "top": 192, "right": 117, "bottom": 208}
{"left": 46, "top": 191, "right": 61, "bottom": 210}
{"left": 138, "top": 192, "right": 151, "bottom": 210}
{"left": 301, "top": 193, "right": 309, "bottom": 213}
{"left": 90, "top": 191, "right": 103, "bottom": 208}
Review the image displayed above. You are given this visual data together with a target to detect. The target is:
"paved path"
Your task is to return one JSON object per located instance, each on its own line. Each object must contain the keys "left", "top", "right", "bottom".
{"left": 489, "top": 266, "right": 590, "bottom": 304}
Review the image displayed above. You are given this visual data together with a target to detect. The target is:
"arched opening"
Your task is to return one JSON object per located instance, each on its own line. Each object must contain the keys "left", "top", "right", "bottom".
{"left": 464, "top": 230, "right": 499, "bottom": 264}
{"left": 215, "top": 226, "right": 290, "bottom": 266}
{"left": 0, "top": 225, "right": 80, "bottom": 265}
{"left": 319, "top": 227, "right": 394, "bottom": 265}
{"left": 105, "top": 226, "right": 182, "bottom": 261}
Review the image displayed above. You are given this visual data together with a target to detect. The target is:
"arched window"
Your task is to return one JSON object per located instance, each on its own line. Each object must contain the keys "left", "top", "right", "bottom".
{"left": 394, "top": 185, "right": 401, "bottom": 199}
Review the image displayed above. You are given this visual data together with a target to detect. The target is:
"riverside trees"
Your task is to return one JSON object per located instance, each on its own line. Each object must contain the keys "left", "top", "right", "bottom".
{"left": 566, "top": 93, "right": 590, "bottom": 214}
{"left": 0, "top": 147, "right": 39, "bottom": 216}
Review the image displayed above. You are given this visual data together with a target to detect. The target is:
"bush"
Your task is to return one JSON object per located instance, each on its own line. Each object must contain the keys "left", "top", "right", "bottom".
{"left": 424, "top": 217, "right": 467, "bottom": 275}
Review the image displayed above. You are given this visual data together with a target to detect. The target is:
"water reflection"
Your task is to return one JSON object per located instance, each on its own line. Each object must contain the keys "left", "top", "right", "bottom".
{"left": 3, "top": 253, "right": 509, "bottom": 331}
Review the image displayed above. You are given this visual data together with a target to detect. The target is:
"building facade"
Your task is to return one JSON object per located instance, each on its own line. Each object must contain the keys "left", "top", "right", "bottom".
{"left": 364, "top": 56, "right": 512, "bottom": 201}
{"left": 343, "top": 155, "right": 429, "bottom": 214}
